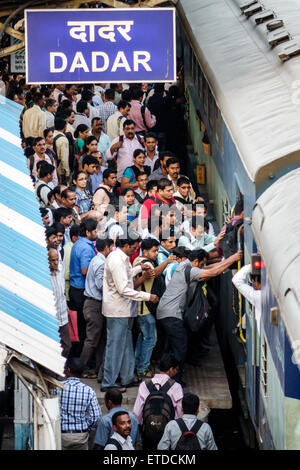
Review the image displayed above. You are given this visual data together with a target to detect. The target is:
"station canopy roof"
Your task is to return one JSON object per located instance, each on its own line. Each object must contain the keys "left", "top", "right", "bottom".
{"left": 0, "top": 96, "right": 65, "bottom": 377}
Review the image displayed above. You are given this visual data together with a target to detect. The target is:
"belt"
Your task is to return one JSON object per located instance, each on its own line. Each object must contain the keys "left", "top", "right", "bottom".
{"left": 85, "top": 296, "right": 102, "bottom": 302}
{"left": 61, "top": 429, "right": 88, "bottom": 434}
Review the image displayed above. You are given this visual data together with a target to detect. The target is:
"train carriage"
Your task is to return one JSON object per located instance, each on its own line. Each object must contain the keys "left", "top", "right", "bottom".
{"left": 177, "top": 0, "right": 300, "bottom": 449}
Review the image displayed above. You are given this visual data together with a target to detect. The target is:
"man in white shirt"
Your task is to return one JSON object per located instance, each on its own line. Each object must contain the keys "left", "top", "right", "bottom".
{"left": 44, "top": 98, "right": 57, "bottom": 129}
{"left": 232, "top": 264, "right": 262, "bottom": 333}
{"left": 106, "top": 100, "right": 131, "bottom": 141}
{"left": 103, "top": 204, "right": 128, "bottom": 244}
{"left": 144, "top": 132, "right": 159, "bottom": 172}
{"left": 104, "top": 411, "right": 134, "bottom": 450}
{"left": 101, "top": 236, "right": 159, "bottom": 392}
{"left": 22, "top": 92, "right": 46, "bottom": 138}
{"left": 48, "top": 247, "right": 71, "bottom": 359}
{"left": 73, "top": 100, "right": 91, "bottom": 130}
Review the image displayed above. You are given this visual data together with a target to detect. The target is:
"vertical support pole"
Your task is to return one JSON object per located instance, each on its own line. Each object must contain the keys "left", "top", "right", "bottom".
{"left": 14, "top": 377, "right": 33, "bottom": 450}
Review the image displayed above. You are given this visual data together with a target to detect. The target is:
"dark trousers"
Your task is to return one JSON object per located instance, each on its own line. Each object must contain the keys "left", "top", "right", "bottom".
{"left": 69, "top": 286, "right": 86, "bottom": 356}
{"left": 59, "top": 323, "right": 72, "bottom": 359}
{"left": 159, "top": 317, "right": 187, "bottom": 383}
{"left": 80, "top": 298, "right": 106, "bottom": 375}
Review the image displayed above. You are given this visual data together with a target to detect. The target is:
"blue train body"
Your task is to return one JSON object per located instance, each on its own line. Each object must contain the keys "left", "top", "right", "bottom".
{"left": 177, "top": 0, "right": 300, "bottom": 449}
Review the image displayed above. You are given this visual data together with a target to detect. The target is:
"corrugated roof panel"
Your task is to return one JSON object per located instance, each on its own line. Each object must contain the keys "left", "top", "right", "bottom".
{"left": 0, "top": 96, "right": 65, "bottom": 376}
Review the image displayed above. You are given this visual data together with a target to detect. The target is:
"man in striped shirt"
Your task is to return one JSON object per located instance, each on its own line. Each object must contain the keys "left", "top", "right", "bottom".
{"left": 57, "top": 357, "right": 101, "bottom": 450}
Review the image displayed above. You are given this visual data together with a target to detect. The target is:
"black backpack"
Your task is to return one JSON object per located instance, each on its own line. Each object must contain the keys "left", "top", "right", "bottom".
{"left": 219, "top": 218, "right": 243, "bottom": 268}
{"left": 105, "top": 437, "right": 122, "bottom": 450}
{"left": 142, "top": 379, "right": 175, "bottom": 447}
{"left": 175, "top": 418, "right": 203, "bottom": 450}
{"left": 36, "top": 182, "right": 51, "bottom": 205}
{"left": 184, "top": 265, "right": 209, "bottom": 332}
{"left": 140, "top": 259, "right": 166, "bottom": 315}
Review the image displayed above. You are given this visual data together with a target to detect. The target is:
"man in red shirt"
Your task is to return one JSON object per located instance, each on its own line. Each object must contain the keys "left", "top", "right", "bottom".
{"left": 140, "top": 178, "right": 176, "bottom": 232}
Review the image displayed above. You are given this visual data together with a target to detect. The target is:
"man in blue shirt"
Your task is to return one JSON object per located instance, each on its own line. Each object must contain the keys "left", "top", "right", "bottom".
{"left": 58, "top": 357, "right": 101, "bottom": 451}
{"left": 80, "top": 238, "right": 114, "bottom": 379}
{"left": 69, "top": 218, "right": 97, "bottom": 355}
{"left": 93, "top": 389, "right": 139, "bottom": 449}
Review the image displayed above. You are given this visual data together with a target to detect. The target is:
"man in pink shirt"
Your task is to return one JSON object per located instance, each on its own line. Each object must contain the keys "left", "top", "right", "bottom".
{"left": 127, "top": 88, "right": 156, "bottom": 136}
{"left": 106, "top": 119, "right": 144, "bottom": 182}
{"left": 140, "top": 178, "right": 176, "bottom": 232}
{"left": 133, "top": 353, "right": 183, "bottom": 449}
{"left": 27, "top": 136, "right": 58, "bottom": 186}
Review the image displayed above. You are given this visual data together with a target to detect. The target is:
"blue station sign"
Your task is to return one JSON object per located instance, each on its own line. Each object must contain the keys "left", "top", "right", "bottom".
{"left": 25, "top": 8, "right": 176, "bottom": 84}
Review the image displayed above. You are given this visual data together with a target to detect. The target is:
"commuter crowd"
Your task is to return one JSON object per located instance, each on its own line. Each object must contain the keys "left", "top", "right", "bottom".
{"left": 2, "top": 59, "right": 245, "bottom": 450}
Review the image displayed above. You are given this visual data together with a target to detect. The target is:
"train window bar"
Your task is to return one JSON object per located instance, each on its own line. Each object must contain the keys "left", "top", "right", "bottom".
{"left": 243, "top": 3, "right": 263, "bottom": 18}
{"left": 240, "top": 0, "right": 258, "bottom": 12}
{"left": 254, "top": 10, "right": 275, "bottom": 25}
{"left": 278, "top": 40, "right": 300, "bottom": 62}
{"left": 268, "top": 28, "right": 290, "bottom": 47}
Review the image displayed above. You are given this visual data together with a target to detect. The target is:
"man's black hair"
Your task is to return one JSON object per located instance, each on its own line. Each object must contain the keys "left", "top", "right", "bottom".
{"left": 39, "top": 161, "right": 55, "bottom": 178}
{"left": 118, "top": 100, "right": 130, "bottom": 110}
{"left": 116, "top": 235, "right": 141, "bottom": 247}
{"left": 53, "top": 222, "right": 65, "bottom": 234}
{"left": 112, "top": 411, "right": 129, "bottom": 426}
{"left": 177, "top": 176, "right": 190, "bottom": 187}
{"left": 61, "top": 188, "right": 75, "bottom": 200}
{"left": 45, "top": 98, "right": 56, "bottom": 109}
{"left": 82, "top": 155, "right": 98, "bottom": 168}
{"left": 159, "top": 150, "right": 174, "bottom": 161}
{"left": 157, "top": 178, "right": 173, "bottom": 192}
{"left": 234, "top": 199, "right": 244, "bottom": 216}
{"left": 165, "top": 157, "right": 180, "bottom": 169}
{"left": 39, "top": 207, "right": 48, "bottom": 218}
{"left": 54, "top": 117, "right": 66, "bottom": 131}
{"left": 141, "top": 238, "right": 160, "bottom": 251}
{"left": 76, "top": 100, "right": 88, "bottom": 113}
{"left": 123, "top": 119, "right": 135, "bottom": 129}
{"left": 47, "top": 190, "right": 55, "bottom": 202}
{"left": 33, "top": 92, "right": 44, "bottom": 104}
{"left": 79, "top": 218, "right": 98, "bottom": 237}
{"left": 159, "top": 353, "right": 180, "bottom": 372}
{"left": 173, "top": 246, "right": 190, "bottom": 259}
{"left": 103, "top": 168, "right": 117, "bottom": 180}
{"left": 144, "top": 132, "right": 157, "bottom": 141}
{"left": 154, "top": 83, "right": 165, "bottom": 94}
{"left": 136, "top": 172, "right": 147, "bottom": 181}
{"left": 81, "top": 89, "right": 94, "bottom": 102}
{"left": 53, "top": 207, "right": 72, "bottom": 223}
{"left": 96, "top": 238, "right": 113, "bottom": 252}
{"left": 33, "top": 136, "right": 44, "bottom": 146}
{"left": 105, "top": 389, "right": 123, "bottom": 406}
{"left": 131, "top": 87, "right": 143, "bottom": 100}
{"left": 70, "top": 224, "right": 80, "bottom": 239}
{"left": 105, "top": 88, "right": 115, "bottom": 100}
{"left": 182, "top": 392, "right": 200, "bottom": 415}
{"left": 146, "top": 180, "right": 158, "bottom": 192}
{"left": 66, "top": 357, "right": 84, "bottom": 377}
{"left": 45, "top": 226, "right": 57, "bottom": 239}
{"left": 188, "top": 248, "right": 208, "bottom": 263}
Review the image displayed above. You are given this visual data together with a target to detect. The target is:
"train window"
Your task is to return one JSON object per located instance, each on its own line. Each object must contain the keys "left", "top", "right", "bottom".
{"left": 208, "top": 87, "right": 214, "bottom": 130}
